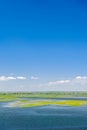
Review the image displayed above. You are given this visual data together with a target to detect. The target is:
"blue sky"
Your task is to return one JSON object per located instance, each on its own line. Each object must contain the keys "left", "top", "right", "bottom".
{"left": 0, "top": 0, "right": 87, "bottom": 91}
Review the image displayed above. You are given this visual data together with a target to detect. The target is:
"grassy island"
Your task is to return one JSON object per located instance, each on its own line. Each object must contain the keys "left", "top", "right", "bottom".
{"left": 1, "top": 92, "right": 87, "bottom": 108}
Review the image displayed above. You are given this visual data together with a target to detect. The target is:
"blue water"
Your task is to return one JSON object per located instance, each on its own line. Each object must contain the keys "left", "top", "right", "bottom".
{"left": 0, "top": 102, "right": 87, "bottom": 130}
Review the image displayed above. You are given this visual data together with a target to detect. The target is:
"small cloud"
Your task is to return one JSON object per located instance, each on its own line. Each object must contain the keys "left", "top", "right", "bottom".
{"left": 17, "top": 76, "right": 26, "bottom": 80}
{"left": 41, "top": 76, "right": 87, "bottom": 87}
{"left": 75, "top": 76, "right": 87, "bottom": 80}
{"left": 75, "top": 76, "right": 82, "bottom": 80}
{"left": 0, "top": 76, "right": 7, "bottom": 81}
{"left": 7, "top": 77, "right": 16, "bottom": 80}
{"left": 0, "top": 76, "right": 27, "bottom": 81}
{"left": 30, "top": 76, "right": 39, "bottom": 80}
{"left": 0, "top": 76, "right": 16, "bottom": 81}
{"left": 47, "top": 80, "right": 70, "bottom": 86}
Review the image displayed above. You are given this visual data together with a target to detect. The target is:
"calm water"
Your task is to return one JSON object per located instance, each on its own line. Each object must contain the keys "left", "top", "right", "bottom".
{"left": 0, "top": 100, "right": 87, "bottom": 130}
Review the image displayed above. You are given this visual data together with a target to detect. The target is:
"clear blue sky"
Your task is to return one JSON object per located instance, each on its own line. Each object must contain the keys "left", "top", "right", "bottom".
{"left": 0, "top": 0, "right": 87, "bottom": 92}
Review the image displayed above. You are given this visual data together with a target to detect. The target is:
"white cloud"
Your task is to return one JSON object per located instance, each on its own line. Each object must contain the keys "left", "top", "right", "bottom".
{"left": 75, "top": 76, "right": 87, "bottom": 80}
{"left": 41, "top": 76, "right": 87, "bottom": 87}
{"left": 0, "top": 76, "right": 16, "bottom": 81}
{"left": 17, "top": 77, "right": 26, "bottom": 80}
{"left": 31, "top": 76, "right": 39, "bottom": 80}
{"left": 7, "top": 77, "right": 16, "bottom": 80}
{"left": 0, "top": 75, "right": 87, "bottom": 92}
{"left": 48, "top": 80, "right": 70, "bottom": 86}
{"left": 0, "top": 76, "right": 26, "bottom": 81}
{"left": 0, "top": 76, "right": 7, "bottom": 81}
{"left": 72, "top": 76, "right": 87, "bottom": 86}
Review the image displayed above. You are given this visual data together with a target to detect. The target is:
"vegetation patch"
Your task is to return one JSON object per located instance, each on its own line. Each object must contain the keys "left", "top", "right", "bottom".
{"left": 6, "top": 100, "right": 87, "bottom": 108}
{"left": 0, "top": 92, "right": 87, "bottom": 102}
{"left": 1, "top": 93, "right": 87, "bottom": 108}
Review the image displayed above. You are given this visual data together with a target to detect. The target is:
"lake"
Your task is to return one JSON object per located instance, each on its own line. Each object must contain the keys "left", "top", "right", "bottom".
{"left": 0, "top": 99, "right": 87, "bottom": 130}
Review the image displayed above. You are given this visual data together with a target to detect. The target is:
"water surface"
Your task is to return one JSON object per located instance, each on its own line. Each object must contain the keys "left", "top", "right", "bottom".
{"left": 0, "top": 99, "right": 87, "bottom": 130}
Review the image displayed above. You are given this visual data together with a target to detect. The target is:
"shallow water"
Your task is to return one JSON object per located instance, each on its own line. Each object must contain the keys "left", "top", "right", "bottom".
{"left": 0, "top": 101, "right": 87, "bottom": 130}
{"left": 22, "top": 97, "right": 87, "bottom": 100}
